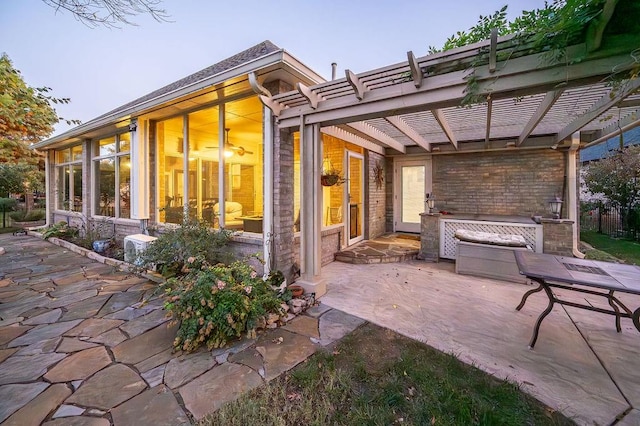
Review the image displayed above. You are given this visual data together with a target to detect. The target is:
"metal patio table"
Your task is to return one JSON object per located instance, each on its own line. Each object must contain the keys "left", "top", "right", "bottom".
{"left": 514, "top": 251, "right": 640, "bottom": 348}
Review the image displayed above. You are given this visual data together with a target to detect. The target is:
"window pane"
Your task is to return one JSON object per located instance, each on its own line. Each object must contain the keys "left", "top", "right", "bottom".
{"left": 98, "top": 136, "right": 116, "bottom": 156}
{"left": 98, "top": 158, "right": 115, "bottom": 216}
{"left": 119, "top": 156, "right": 130, "bottom": 219}
{"left": 119, "top": 132, "right": 130, "bottom": 153}
{"left": 401, "top": 166, "right": 425, "bottom": 223}
{"left": 57, "top": 149, "right": 70, "bottom": 163}
{"left": 224, "top": 97, "right": 263, "bottom": 232}
{"left": 72, "top": 164, "right": 82, "bottom": 212}
{"left": 57, "top": 166, "right": 70, "bottom": 210}
{"left": 188, "top": 106, "right": 219, "bottom": 225}
{"left": 157, "top": 116, "right": 184, "bottom": 224}
{"left": 293, "top": 133, "right": 300, "bottom": 232}
{"left": 71, "top": 145, "right": 82, "bottom": 161}
{"left": 322, "top": 134, "right": 345, "bottom": 227}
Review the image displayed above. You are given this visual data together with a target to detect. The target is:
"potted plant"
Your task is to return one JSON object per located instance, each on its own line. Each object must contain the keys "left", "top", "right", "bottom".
{"left": 320, "top": 165, "right": 346, "bottom": 187}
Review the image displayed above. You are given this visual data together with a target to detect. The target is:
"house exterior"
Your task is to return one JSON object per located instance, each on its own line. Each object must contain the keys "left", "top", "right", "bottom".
{"left": 34, "top": 32, "right": 640, "bottom": 297}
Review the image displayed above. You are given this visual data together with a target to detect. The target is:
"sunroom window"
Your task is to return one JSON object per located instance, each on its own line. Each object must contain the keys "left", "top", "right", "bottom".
{"left": 55, "top": 145, "right": 83, "bottom": 212}
{"left": 93, "top": 133, "right": 130, "bottom": 218}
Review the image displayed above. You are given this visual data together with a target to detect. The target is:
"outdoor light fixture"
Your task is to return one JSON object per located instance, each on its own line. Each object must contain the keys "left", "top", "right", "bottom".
{"left": 128, "top": 121, "right": 137, "bottom": 132}
{"left": 426, "top": 193, "right": 436, "bottom": 214}
{"left": 549, "top": 196, "right": 563, "bottom": 219}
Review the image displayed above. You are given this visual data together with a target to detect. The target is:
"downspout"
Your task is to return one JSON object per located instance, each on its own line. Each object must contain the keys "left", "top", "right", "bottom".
{"left": 568, "top": 133, "right": 585, "bottom": 258}
{"left": 44, "top": 151, "right": 50, "bottom": 227}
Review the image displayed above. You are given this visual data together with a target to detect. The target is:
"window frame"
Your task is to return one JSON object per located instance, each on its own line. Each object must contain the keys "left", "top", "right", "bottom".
{"left": 92, "top": 132, "right": 131, "bottom": 219}
{"left": 54, "top": 145, "right": 83, "bottom": 212}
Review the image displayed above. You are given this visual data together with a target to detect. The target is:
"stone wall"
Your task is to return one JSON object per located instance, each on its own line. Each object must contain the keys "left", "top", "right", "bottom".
{"left": 293, "top": 225, "right": 344, "bottom": 269}
{"left": 432, "top": 149, "right": 564, "bottom": 216}
{"left": 418, "top": 213, "right": 440, "bottom": 261}
{"left": 542, "top": 219, "right": 574, "bottom": 256}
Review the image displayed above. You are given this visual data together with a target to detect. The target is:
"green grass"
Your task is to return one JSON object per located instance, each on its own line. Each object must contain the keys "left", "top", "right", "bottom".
{"left": 581, "top": 230, "right": 640, "bottom": 265}
{"left": 201, "top": 324, "right": 572, "bottom": 426}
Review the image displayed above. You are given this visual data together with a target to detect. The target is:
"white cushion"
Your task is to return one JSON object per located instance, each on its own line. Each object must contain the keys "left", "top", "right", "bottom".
{"left": 454, "top": 229, "right": 528, "bottom": 247}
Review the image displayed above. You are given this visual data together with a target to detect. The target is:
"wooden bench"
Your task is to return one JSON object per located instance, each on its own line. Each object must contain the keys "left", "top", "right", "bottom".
{"left": 454, "top": 229, "right": 532, "bottom": 284}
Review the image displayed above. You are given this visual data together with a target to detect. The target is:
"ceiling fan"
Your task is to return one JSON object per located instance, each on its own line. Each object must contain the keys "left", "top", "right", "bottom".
{"left": 205, "top": 128, "right": 253, "bottom": 157}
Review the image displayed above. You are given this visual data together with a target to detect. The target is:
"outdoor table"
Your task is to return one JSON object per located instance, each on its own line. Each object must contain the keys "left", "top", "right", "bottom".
{"left": 514, "top": 251, "right": 640, "bottom": 348}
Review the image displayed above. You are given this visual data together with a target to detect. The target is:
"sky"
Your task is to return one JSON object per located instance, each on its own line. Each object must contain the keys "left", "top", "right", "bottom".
{"left": 1, "top": 0, "right": 545, "bottom": 136}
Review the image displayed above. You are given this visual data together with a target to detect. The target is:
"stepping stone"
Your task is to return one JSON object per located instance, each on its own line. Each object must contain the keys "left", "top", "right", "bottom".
{"left": 60, "top": 295, "right": 111, "bottom": 321}
{"left": 111, "top": 385, "right": 189, "bottom": 426}
{"left": 283, "top": 315, "right": 320, "bottom": 338}
{"left": 66, "top": 364, "right": 146, "bottom": 410}
{"left": 49, "top": 280, "right": 99, "bottom": 297}
{"left": 65, "top": 318, "right": 124, "bottom": 338}
{"left": 0, "top": 352, "right": 67, "bottom": 384}
{"left": 8, "top": 320, "right": 82, "bottom": 348}
{"left": 52, "top": 273, "right": 90, "bottom": 286}
{"left": 179, "top": 363, "right": 263, "bottom": 420}
{"left": 229, "top": 348, "right": 264, "bottom": 377}
{"left": 56, "top": 337, "right": 99, "bottom": 353}
{"left": 141, "top": 364, "right": 165, "bottom": 388}
{"left": 15, "top": 336, "right": 61, "bottom": 356}
{"left": 47, "top": 289, "right": 98, "bottom": 309}
{"left": 0, "top": 382, "right": 49, "bottom": 423}
{"left": 44, "top": 346, "right": 112, "bottom": 382}
{"left": 163, "top": 351, "right": 217, "bottom": 389}
{"left": 318, "top": 309, "right": 366, "bottom": 346}
{"left": 22, "top": 308, "right": 63, "bottom": 325}
{"left": 52, "top": 404, "right": 85, "bottom": 418}
{"left": 0, "top": 316, "right": 23, "bottom": 327}
{"left": 118, "top": 309, "right": 169, "bottom": 338}
{"left": 255, "top": 329, "right": 318, "bottom": 380}
{"left": 112, "top": 322, "right": 178, "bottom": 364}
{"left": 305, "top": 303, "right": 333, "bottom": 318}
{"left": 0, "top": 348, "right": 18, "bottom": 364}
{"left": 0, "top": 325, "right": 32, "bottom": 346}
{"left": 89, "top": 328, "right": 128, "bottom": 347}
{"left": 2, "top": 383, "right": 71, "bottom": 426}
{"left": 43, "top": 417, "right": 110, "bottom": 426}
{"left": 102, "top": 305, "right": 157, "bottom": 321}
{"left": 134, "top": 348, "right": 176, "bottom": 374}
{"left": 96, "top": 291, "right": 143, "bottom": 317}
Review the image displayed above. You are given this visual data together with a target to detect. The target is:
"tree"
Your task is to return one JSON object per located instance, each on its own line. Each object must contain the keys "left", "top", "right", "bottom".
{"left": 42, "top": 0, "right": 169, "bottom": 28}
{"left": 0, "top": 54, "right": 73, "bottom": 199}
{"left": 584, "top": 145, "right": 640, "bottom": 234}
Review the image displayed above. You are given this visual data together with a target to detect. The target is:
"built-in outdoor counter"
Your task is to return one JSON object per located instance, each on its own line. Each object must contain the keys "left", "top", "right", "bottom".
{"left": 419, "top": 213, "right": 543, "bottom": 261}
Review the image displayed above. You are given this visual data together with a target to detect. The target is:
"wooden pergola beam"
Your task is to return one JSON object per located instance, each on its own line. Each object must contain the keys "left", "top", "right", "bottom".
{"left": 321, "top": 126, "right": 385, "bottom": 155}
{"left": 431, "top": 109, "right": 458, "bottom": 150}
{"left": 344, "top": 121, "right": 406, "bottom": 153}
{"left": 345, "top": 69, "right": 367, "bottom": 100}
{"left": 296, "top": 82, "right": 321, "bottom": 109}
{"left": 518, "top": 90, "right": 564, "bottom": 146}
{"left": 407, "top": 51, "right": 423, "bottom": 88}
{"left": 556, "top": 78, "right": 640, "bottom": 143}
{"left": 385, "top": 116, "right": 431, "bottom": 152}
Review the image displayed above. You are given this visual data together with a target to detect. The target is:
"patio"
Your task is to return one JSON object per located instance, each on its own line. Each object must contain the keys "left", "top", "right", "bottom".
{"left": 318, "top": 259, "right": 640, "bottom": 426}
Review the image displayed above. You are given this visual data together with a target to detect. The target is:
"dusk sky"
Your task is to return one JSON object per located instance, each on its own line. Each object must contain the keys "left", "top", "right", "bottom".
{"left": 1, "top": 0, "right": 544, "bottom": 136}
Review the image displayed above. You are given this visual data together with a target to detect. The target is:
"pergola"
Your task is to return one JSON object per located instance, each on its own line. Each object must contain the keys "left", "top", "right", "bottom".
{"left": 252, "top": 30, "right": 640, "bottom": 292}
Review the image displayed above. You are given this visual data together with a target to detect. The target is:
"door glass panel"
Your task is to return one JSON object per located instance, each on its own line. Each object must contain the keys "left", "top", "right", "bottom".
{"left": 401, "top": 165, "right": 425, "bottom": 223}
{"left": 348, "top": 154, "right": 363, "bottom": 241}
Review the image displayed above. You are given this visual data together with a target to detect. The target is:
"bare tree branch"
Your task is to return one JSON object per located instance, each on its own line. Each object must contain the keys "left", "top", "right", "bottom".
{"left": 42, "top": 0, "right": 170, "bottom": 28}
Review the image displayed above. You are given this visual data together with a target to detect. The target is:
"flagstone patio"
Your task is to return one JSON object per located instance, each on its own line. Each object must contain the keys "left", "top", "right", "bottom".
{"left": 0, "top": 234, "right": 364, "bottom": 425}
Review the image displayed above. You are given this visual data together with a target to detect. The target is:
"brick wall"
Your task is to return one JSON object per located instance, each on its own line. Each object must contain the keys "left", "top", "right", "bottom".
{"left": 384, "top": 156, "right": 394, "bottom": 232}
{"left": 418, "top": 213, "right": 440, "bottom": 261}
{"left": 542, "top": 219, "right": 574, "bottom": 256}
{"left": 368, "top": 151, "right": 386, "bottom": 238}
{"left": 432, "top": 149, "right": 564, "bottom": 216}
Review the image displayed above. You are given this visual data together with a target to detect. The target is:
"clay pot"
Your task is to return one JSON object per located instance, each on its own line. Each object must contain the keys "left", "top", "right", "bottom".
{"left": 288, "top": 284, "right": 304, "bottom": 298}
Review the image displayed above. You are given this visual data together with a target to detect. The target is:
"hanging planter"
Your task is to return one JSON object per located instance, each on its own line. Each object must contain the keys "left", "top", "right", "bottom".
{"left": 321, "top": 157, "right": 345, "bottom": 187}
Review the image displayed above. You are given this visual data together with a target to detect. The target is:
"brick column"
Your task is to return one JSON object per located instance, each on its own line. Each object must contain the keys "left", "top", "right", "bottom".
{"left": 418, "top": 213, "right": 440, "bottom": 262}
{"left": 542, "top": 219, "right": 574, "bottom": 256}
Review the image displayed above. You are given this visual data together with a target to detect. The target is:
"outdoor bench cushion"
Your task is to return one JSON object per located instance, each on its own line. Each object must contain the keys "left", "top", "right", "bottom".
{"left": 454, "top": 229, "right": 528, "bottom": 247}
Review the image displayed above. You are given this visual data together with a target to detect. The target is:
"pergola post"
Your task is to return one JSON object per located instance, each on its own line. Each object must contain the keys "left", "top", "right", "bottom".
{"left": 297, "top": 122, "right": 326, "bottom": 297}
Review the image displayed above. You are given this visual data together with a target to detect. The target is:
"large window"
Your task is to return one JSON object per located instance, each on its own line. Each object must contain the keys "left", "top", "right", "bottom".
{"left": 93, "top": 133, "right": 130, "bottom": 218}
{"left": 55, "top": 145, "right": 83, "bottom": 211}
{"left": 156, "top": 96, "right": 264, "bottom": 232}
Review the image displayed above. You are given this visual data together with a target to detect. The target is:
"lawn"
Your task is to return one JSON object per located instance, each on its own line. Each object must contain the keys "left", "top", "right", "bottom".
{"left": 581, "top": 230, "right": 640, "bottom": 265}
{"left": 202, "top": 323, "right": 572, "bottom": 426}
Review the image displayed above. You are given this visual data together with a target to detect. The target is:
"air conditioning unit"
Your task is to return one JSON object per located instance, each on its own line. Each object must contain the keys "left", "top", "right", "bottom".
{"left": 124, "top": 234, "right": 157, "bottom": 265}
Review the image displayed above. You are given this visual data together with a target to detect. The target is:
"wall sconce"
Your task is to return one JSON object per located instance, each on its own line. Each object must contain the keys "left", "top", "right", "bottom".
{"left": 426, "top": 193, "right": 436, "bottom": 214}
{"left": 128, "top": 121, "right": 137, "bottom": 132}
{"left": 549, "top": 196, "right": 563, "bottom": 219}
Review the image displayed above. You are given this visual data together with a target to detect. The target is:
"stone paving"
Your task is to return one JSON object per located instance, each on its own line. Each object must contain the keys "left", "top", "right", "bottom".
{"left": 0, "top": 234, "right": 365, "bottom": 425}
{"left": 334, "top": 234, "right": 420, "bottom": 264}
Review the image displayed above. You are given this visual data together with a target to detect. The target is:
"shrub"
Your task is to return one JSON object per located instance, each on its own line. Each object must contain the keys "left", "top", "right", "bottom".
{"left": 162, "top": 260, "right": 287, "bottom": 351}
{"left": 42, "top": 221, "right": 80, "bottom": 240}
{"left": 0, "top": 198, "right": 18, "bottom": 212}
{"left": 139, "top": 219, "right": 233, "bottom": 277}
{"left": 9, "top": 208, "right": 45, "bottom": 221}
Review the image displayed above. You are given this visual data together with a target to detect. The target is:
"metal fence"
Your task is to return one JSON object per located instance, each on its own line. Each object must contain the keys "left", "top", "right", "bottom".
{"left": 581, "top": 202, "right": 640, "bottom": 241}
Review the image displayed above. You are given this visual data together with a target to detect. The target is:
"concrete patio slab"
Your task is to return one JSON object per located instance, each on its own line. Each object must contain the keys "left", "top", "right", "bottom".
{"left": 318, "top": 259, "right": 640, "bottom": 426}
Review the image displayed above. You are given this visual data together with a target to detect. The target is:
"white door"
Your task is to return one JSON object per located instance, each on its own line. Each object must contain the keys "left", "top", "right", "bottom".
{"left": 346, "top": 151, "right": 364, "bottom": 245}
{"left": 394, "top": 158, "right": 432, "bottom": 233}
